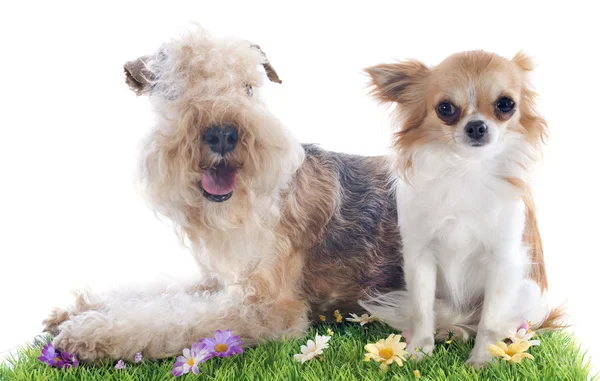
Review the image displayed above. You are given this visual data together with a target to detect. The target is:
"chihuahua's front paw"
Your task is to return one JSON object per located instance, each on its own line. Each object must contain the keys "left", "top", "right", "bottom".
{"left": 406, "top": 337, "right": 434, "bottom": 361}
{"left": 466, "top": 349, "right": 492, "bottom": 369}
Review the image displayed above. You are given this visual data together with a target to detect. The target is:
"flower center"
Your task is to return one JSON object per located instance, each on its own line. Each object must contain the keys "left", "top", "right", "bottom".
{"left": 54, "top": 357, "right": 61, "bottom": 363}
{"left": 186, "top": 358, "right": 195, "bottom": 366}
{"left": 214, "top": 343, "right": 229, "bottom": 353}
{"left": 379, "top": 348, "right": 393, "bottom": 360}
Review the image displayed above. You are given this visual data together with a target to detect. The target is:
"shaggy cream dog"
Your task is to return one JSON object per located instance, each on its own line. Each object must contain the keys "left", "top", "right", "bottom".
{"left": 42, "top": 27, "right": 404, "bottom": 362}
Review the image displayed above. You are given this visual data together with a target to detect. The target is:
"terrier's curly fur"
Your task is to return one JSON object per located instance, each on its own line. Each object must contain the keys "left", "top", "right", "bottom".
{"left": 42, "top": 27, "right": 404, "bottom": 362}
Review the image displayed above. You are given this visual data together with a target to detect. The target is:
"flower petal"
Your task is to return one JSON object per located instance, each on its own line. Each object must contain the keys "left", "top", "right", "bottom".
{"left": 203, "top": 338, "right": 217, "bottom": 348}
{"left": 171, "top": 367, "right": 184, "bottom": 377}
{"left": 488, "top": 343, "right": 507, "bottom": 358}
{"left": 518, "top": 320, "right": 530, "bottom": 332}
{"left": 511, "top": 353, "right": 534, "bottom": 363}
{"left": 510, "top": 340, "right": 532, "bottom": 353}
{"left": 384, "top": 334, "right": 396, "bottom": 347}
{"left": 364, "top": 344, "right": 379, "bottom": 354}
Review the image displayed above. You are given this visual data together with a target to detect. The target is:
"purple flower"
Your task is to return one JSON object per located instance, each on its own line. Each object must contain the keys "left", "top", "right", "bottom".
{"left": 38, "top": 343, "right": 61, "bottom": 367}
{"left": 134, "top": 352, "right": 143, "bottom": 363}
{"left": 38, "top": 343, "right": 78, "bottom": 369}
{"left": 201, "top": 330, "right": 243, "bottom": 358}
{"left": 58, "top": 351, "right": 79, "bottom": 369}
{"left": 115, "top": 359, "right": 126, "bottom": 370}
{"left": 172, "top": 342, "right": 212, "bottom": 377}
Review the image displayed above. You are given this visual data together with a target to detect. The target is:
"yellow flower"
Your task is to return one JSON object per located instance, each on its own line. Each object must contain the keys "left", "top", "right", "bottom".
{"left": 414, "top": 369, "right": 421, "bottom": 378}
{"left": 488, "top": 339, "right": 534, "bottom": 363}
{"left": 318, "top": 315, "right": 326, "bottom": 322}
{"left": 326, "top": 328, "right": 334, "bottom": 336}
{"left": 333, "top": 310, "right": 343, "bottom": 323}
{"left": 445, "top": 340, "right": 452, "bottom": 344}
{"left": 364, "top": 333, "right": 408, "bottom": 371}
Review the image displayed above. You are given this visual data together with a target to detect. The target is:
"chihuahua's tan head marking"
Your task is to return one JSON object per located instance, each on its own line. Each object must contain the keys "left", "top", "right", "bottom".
{"left": 366, "top": 50, "right": 547, "bottom": 178}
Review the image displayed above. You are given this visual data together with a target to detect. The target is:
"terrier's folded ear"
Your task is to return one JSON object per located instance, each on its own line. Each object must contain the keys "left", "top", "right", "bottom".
{"left": 123, "top": 44, "right": 281, "bottom": 96}
{"left": 250, "top": 44, "right": 282, "bottom": 84}
{"left": 124, "top": 55, "right": 155, "bottom": 96}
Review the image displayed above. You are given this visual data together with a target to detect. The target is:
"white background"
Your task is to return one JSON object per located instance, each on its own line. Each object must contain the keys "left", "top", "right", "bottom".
{"left": 1, "top": 0, "right": 598, "bottom": 374}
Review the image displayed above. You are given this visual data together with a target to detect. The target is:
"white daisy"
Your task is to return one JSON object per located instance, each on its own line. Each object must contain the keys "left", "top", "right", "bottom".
{"left": 293, "top": 333, "right": 331, "bottom": 363}
{"left": 508, "top": 327, "right": 540, "bottom": 346}
{"left": 345, "top": 313, "right": 377, "bottom": 326}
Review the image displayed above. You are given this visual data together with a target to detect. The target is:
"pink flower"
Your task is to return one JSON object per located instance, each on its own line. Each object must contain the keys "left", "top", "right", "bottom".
{"left": 114, "top": 359, "right": 126, "bottom": 370}
{"left": 508, "top": 320, "right": 540, "bottom": 346}
{"left": 518, "top": 320, "right": 530, "bottom": 332}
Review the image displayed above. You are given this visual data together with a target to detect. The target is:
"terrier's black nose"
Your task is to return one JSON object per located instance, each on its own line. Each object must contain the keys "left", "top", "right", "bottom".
{"left": 203, "top": 125, "right": 238, "bottom": 156}
{"left": 465, "top": 120, "right": 488, "bottom": 140}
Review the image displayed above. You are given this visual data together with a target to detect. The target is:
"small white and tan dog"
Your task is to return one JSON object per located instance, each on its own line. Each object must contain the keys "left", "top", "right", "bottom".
{"left": 362, "top": 51, "right": 561, "bottom": 367}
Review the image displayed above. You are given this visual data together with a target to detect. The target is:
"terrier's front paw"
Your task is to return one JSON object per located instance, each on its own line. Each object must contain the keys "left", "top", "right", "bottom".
{"left": 52, "top": 311, "right": 116, "bottom": 362}
{"left": 42, "top": 291, "right": 103, "bottom": 335}
{"left": 466, "top": 349, "right": 492, "bottom": 369}
{"left": 42, "top": 307, "right": 70, "bottom": 335}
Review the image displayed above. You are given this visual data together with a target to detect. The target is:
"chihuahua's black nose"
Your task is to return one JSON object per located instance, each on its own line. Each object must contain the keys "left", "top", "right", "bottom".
{"left": 465, "top": 120, "right": 488, "bottom": 140}
{"left": 203, "top": 125, "right": 238, "bottom": 156}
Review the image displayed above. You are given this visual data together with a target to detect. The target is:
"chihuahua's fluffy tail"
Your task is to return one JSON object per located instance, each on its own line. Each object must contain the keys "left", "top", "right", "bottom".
{"left": 361, "top": 282, "right": 565, "bottom": 342}
{"left": 360, "top": 291, "right": 480, "bottom": 341}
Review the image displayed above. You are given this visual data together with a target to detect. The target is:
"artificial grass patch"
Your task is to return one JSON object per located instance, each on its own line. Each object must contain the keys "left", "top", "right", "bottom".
{"left": 1, "top": 323, "right": 596, "bottom": 381}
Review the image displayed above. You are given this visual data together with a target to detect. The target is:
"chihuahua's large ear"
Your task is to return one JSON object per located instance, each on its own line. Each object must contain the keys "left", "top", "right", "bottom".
{"left": 250, "top": 44, "right": 282, "bottom": 84}
{"left": 512, "top": 51, "right": 535, "bottom": 72}
{"left": 365, "top": 61, "right": 430, "bottom": 103}
{"left": 124, "top": 55, "right": 155, "bottom": 96}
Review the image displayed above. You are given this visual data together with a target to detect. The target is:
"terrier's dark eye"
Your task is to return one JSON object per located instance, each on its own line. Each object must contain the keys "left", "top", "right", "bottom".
{"left": 246, "top": 85, "right": 253, "bottom": 97}
{"left": 436, "top": 101, "right": 460, "bottom": 124}
{"left": 496, "top": 97, "right": 515, "bottom": 113}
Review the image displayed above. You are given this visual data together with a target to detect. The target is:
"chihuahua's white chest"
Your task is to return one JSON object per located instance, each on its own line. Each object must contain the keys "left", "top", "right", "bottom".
{"left": 397, "top": 152, "right": 525, "bottom": 307}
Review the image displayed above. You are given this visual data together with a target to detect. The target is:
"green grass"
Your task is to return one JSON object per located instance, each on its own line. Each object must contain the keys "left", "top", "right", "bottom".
{"left": 1, "top": 323, "right": 596, "bottom": 381}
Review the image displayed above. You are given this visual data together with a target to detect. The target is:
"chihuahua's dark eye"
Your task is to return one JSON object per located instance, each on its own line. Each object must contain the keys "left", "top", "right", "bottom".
{"left": 494, "top": 97, "right": 516, "bottom": 120}
{"left": 437, "top": 102, "right": 456, "bottom": 117}
{"left": 496, "top": 97, "right": 515, "bottom": 113}
{"left": 436, "top": 101, "right": 460, "bottom": 124}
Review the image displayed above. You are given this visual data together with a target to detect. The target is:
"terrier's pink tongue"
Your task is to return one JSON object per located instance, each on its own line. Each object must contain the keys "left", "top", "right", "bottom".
{"left": 201, "top": 166, "right": 237, "bottom": 196}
